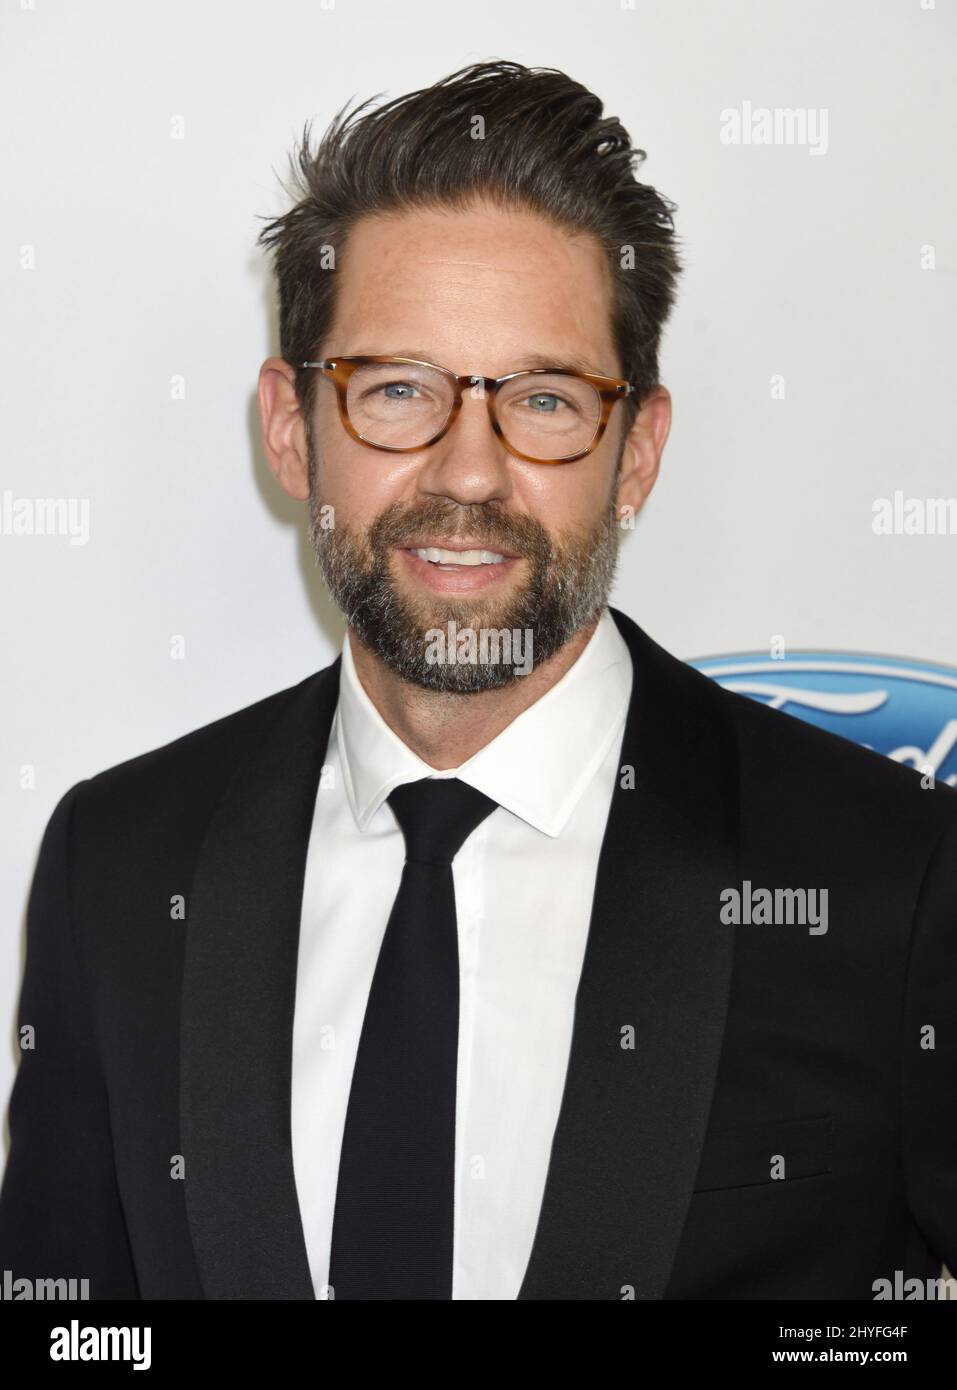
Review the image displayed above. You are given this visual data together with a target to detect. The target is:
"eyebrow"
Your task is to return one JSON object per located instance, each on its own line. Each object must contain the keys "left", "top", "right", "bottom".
{"left": 353, "top": 348, "right": 608, "bottom": 377}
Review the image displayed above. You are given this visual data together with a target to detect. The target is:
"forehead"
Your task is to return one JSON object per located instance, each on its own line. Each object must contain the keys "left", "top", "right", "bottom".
{"left": 325, "top": 198, "right": 619, "bottom": 377}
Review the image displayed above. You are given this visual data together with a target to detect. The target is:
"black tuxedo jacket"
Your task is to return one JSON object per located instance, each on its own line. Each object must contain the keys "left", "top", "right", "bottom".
{"left": 2, "top": 606, "right": 956, "bottom": 1300}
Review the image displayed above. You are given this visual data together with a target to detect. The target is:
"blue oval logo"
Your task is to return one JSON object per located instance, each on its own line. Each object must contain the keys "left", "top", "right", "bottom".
{"left": 690, "top": 652, "right": 957, "bottom": 789}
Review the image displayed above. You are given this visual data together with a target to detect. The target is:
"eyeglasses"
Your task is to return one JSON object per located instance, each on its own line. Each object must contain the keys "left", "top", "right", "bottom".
{"left": 298, "top": 354, "right": 637, "bottom": 464}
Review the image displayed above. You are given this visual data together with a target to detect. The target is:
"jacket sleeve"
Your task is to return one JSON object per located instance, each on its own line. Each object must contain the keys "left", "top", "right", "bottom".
{"left": 0, "top": 782, "right": 140, "bottom": 1297}
{"left": 902, "top": 805, "right": 957, "bottom": 1276}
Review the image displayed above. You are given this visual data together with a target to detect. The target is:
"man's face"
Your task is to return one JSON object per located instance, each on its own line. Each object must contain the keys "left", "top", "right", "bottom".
{"left": 303, "top": 199, "right": 644, "bottom": 692}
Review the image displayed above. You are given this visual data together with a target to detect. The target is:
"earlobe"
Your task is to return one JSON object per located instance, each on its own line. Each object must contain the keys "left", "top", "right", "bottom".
{"left": 270, "top": 446, "right": 312, "bottom": 502}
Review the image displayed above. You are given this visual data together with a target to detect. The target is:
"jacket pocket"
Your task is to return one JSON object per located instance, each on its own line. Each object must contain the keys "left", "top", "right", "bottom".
{"left": 692, "top": 1112, "right": 833, "bottom": 1193}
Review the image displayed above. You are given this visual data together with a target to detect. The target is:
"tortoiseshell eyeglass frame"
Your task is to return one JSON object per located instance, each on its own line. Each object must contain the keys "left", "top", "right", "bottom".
{"left": 298, "top": 354, "right": 638, "bottom": 465}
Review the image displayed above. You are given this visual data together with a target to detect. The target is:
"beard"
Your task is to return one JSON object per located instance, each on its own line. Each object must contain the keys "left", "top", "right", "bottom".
{"left": 306, "top": 446, "right": 622, "bottom": 694}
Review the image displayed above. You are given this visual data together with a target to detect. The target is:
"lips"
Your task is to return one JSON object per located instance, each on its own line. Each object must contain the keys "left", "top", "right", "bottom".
{"left": 396, "top": 544, "right": 520, "bottom": 592}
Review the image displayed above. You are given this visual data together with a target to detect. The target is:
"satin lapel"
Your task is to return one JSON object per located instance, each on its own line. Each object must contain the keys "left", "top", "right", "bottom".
{"left": 517, "top": 607, "right": 740, "bottom": 1299}
{"left": 181, "top": 659, "right": 341, "bottom": 1299}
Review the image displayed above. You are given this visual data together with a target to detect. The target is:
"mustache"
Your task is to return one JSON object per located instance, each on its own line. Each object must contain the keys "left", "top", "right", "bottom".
{"left": 368, "top": 501, "right": 551, "bottom": 557}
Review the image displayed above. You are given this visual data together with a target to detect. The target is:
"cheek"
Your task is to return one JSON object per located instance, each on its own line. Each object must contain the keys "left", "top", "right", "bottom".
{"left": 315, "top": 438, "right": 421, "bottom": 524}
{"left": 519, "top": 462, "right": 614, "bottom": 534}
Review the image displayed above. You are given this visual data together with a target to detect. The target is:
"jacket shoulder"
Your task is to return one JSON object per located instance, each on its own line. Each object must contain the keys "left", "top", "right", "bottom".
{"left": 714, "top": 673, "right": 957, "bottom": 828}
{"left": 74, "top": 665, "right": 332, "bottom": 830}
{"left": 612, "top": 608, "right": 957, "bottom": 831}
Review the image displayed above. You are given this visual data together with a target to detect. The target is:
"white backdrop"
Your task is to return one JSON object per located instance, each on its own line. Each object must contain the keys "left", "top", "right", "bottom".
{"left": 2, "top": 0, "right": 955, "bottom": 1126}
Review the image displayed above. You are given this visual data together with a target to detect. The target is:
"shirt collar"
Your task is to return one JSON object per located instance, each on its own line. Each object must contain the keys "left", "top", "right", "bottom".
{"left": 336, "top": 606, "right": 634, "bottom": 838}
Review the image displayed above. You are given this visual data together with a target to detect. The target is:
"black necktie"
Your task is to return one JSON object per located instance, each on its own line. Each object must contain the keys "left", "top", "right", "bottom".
{"left": 328, "top": 775, "right": 499, "bottom": 1300}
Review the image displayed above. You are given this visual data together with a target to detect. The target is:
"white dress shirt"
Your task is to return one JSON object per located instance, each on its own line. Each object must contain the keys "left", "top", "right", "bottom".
{"left": 291, "top": 605, "right": 634, "bottom": 1299}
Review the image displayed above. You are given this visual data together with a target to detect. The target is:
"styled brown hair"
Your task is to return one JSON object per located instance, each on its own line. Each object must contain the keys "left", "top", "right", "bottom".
{"left": 256, "top": 59, "right": 682, "bottom": 439}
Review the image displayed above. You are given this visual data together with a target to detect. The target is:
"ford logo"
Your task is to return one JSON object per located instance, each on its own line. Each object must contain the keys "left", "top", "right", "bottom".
{"left": 690, "top": 652, "right": 957, "bottom": 789}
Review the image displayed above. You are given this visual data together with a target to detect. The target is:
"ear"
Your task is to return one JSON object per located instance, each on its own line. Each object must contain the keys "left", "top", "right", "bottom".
{"left": 258, "top": 357, "right": 311, "bottom": 501}
{"left": 615, "top": 385, "right": 672, "bottom": 522}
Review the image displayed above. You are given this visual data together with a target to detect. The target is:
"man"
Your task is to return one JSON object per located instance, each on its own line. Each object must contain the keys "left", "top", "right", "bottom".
{"left": 1, "top": 60, "right": 955, "bottom": 1302}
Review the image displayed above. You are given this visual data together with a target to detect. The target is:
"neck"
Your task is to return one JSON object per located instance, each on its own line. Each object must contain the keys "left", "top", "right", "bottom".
{"left": 347, "top": 615, "right": 602, "bottom": 770}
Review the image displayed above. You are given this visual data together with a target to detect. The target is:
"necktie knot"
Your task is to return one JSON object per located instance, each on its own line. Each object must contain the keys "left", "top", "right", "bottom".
{"left": 387, "top": 776, "right": 498, "bottom": 866}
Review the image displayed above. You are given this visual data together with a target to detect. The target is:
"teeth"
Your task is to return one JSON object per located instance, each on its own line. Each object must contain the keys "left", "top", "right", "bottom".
{"left": 412, "top": 547, "right": 507, "bottom": 566}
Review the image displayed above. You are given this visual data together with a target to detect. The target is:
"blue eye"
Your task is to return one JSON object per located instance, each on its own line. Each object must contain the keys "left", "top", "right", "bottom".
{"left": 525, "top": 392, "right": 571, "bottom": 413}
{"left": 381, "top": 382, "right": 418, "bottom": 400}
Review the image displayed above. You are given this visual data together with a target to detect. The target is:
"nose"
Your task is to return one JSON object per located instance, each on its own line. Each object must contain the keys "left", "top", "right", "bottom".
{"left": 413, "top": 386, "right": 514, "bottom": 506}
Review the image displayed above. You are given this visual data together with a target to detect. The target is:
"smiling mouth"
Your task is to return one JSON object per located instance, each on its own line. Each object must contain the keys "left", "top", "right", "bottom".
{"left": 395, "top": 543, "right": 522, "bottom": 589}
